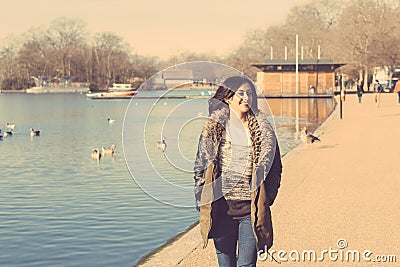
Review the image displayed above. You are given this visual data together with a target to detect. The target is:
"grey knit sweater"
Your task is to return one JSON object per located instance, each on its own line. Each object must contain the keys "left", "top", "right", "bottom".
{"left": 219, "top": 122, "right": 253, "bottom": 201}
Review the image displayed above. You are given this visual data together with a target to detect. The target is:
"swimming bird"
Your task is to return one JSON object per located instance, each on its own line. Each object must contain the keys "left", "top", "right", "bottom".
{"left": 300, "top": 127, "right": 320, "bottom": 144}
{"left": 30, "top": 128, "right": 40, "bottom": 137}
{"left": 102, "top": 144, "right": 116, "bottom": 156}
{"left": 156, "top": 137, "right": 167, "bottom": 153}
{"left": 91, "top": 149, "right": 102, "bottom": 160}
{"left": 3, "top": 131, "right": 12, "bottom": 137}
{"left": 107, "top": 118, "right": 116, "bottom": 124}
{"left": 6, "top": 123, "right": 15, "bottom": 131}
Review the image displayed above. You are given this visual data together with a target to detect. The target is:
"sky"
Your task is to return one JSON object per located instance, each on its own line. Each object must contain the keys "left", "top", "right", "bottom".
{"left": 0, "top": 0, "right": 309, "bottom": 58}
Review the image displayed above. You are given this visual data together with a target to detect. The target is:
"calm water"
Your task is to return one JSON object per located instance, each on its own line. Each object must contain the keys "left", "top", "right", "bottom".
{"left": 0, "top": 93, "right": 334, "bottom": 266}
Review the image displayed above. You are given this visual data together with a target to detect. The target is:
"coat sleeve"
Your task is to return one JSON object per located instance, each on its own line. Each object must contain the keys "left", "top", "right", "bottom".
{"left": 194, "top": 134, "right": 207, "bottom": 201}
{"left": 264, "top": 143, "right": 282, "bottom": 206}
{"left": 193, "top": 117, "right": 221, "bottom": 203}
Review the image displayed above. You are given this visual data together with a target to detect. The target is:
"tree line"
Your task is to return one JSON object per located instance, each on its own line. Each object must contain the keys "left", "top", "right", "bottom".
{"left": 1, "top": 0, "right": 400, "bottom": 91}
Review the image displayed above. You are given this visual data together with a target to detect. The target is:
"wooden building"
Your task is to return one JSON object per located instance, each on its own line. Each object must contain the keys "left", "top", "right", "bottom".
{"left": 252, "top": 59, "right": 346, "bottom": 95}
{"left": 162, "top": 69, "right": 194, "bottom": 88}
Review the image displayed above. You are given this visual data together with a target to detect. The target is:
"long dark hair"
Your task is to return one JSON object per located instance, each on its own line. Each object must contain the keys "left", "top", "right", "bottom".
{"left": 208, "top": 75, "right": 259, "bottom": 115}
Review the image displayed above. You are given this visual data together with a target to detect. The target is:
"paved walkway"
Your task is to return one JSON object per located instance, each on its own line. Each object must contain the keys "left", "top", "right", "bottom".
{"left": 137, "top": 93, "right": 400, "bottom": 266}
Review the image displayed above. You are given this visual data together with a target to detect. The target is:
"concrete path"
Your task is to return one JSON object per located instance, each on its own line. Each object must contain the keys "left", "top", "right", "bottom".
{"left": 137, "top": 93, "right": 400, "bottom": 266}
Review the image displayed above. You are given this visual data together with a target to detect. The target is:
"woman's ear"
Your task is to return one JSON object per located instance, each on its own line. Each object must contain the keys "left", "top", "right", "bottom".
{"left": 224, "top": 96, "right": 232, "bottom": 104}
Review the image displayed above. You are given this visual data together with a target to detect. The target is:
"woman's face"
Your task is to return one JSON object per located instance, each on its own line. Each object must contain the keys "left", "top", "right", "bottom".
{"left": 226, "top": 83, "right": 253, "bottom": 115}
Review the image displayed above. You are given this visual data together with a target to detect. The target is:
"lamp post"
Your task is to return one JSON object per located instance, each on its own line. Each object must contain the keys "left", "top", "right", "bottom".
{"left": 295, "top": 34, "right": 299, "bottom": 95}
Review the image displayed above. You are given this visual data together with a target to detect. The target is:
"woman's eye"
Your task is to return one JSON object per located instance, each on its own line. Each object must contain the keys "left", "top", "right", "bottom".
{"left": 237, "top": 91, "right": 250, "bottom": 97}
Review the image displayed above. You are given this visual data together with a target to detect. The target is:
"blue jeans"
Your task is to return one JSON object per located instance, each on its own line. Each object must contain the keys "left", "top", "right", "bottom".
{"left": 213, "top": 217, "right": 257, "bottom": 267}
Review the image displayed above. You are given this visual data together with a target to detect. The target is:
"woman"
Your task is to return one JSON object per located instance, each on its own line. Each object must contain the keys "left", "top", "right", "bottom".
{"left": 394, "top": 80, "right": 400, "bottom": 105}
{"left": 194, "top": 76, "right": 282, "bottom": 266}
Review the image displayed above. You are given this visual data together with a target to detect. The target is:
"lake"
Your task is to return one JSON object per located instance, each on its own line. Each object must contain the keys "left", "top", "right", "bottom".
{"left": 0, "top": 93, "right": 334, "bottom": 266}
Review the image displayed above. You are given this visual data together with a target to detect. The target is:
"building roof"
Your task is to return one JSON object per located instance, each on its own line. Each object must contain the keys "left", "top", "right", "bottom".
{"left": 252, "top": 59, "right": 346, "bottom": 72}
{"left": 162, "top": 70, "right": 193, "bottom": 80}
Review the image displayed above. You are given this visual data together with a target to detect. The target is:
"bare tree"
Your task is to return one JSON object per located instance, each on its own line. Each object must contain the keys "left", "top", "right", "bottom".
{"left": 333, "top": 0, "right": 400, "bottom": 90}
{"left": 45, "top": 17, "right": 88, "bottom": 77}
{"left": 18, "top": 27, "right": 51, "bottom": 79}
{"left": 0, "top": 35, "right": 26, "bottom": 89}
{"left": 130, "top": 54, "right": 160, "bottom": 80}
{"left": 92, "top": 32, "right": 131, "bottom": 88}
{"left": 232, "top": 0, "right": 343, "bottom": 65}
{"left": 0, "top": 36, "right": 20, "bottom": 78}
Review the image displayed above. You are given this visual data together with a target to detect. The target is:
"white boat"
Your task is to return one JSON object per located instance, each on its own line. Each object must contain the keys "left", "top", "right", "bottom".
{"left": 86, "top": 83, "right": 137, "bottom": 99}
{"left": 26, "top": 76, "right": 89, "bottom": 94}
{"left": 108, "top": 83, "right": 135, "bottom": 91}
{"left": 26, "top": 85, "right": 89, "bottom": 94}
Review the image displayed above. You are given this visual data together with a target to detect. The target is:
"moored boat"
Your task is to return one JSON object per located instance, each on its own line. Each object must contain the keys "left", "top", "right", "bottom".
{"left": 26, "top": 86, "right": 89, "bottom": 94}
{"left": 86, "top": 90, "right": 137, "bottom": 99}
{"left": 86, "top": 83, "right": 137, "bottom": 99}
{"left": 26, "top": 76, "right": 89, "bottom": 94}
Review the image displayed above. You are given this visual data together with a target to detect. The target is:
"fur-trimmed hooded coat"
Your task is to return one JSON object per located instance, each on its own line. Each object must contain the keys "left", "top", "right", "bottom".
{"left": 194, "top": 106, "right": 282, "bottom": 251}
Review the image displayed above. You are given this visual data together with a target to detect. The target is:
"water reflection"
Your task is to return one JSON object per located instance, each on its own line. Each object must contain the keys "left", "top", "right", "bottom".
{"left": 259, "top": 97, "right": 334, "bottom": 154}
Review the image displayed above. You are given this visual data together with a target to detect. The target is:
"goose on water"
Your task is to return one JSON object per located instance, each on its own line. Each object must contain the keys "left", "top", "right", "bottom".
{"left": 6, "top": 123, "right": 15, "bottom": 131}
{"left": 3, "top": 131, "right": 12, "bottom": 137}
{"left": 91, "top": 149, "right": 102, "bottom": 160}
{"left": 102, "top": 144, "right": 116, "bottom": 155}
{"left": 30, "top": 128, "right": 40, "bottom": 137}
{"left": 156, "top": 137, "right": 167, "bottom": 152}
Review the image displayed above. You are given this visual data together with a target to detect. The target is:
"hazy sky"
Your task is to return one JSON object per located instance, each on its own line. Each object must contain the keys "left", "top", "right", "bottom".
{"left": 1, "top": 0, "right": 309, "bottom": 58}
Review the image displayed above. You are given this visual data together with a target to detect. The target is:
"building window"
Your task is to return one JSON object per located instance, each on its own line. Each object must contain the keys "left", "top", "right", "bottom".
{"left": 282, "top": 65, "right": 295, "bottom": 71}
{"left": 301, "top": 65, "right": 314, "bottom": 71}
{"left": 262, "top": 66, "right": 276, "bottom": 71}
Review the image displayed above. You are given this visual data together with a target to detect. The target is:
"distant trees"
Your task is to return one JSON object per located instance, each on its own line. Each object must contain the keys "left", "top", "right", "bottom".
{"left": 0, "top": 18, "right": 159, "bottom": 90}
{"left": 2, "top": 0, "right": 400, "bottom": 90}
{"left": 332, "top": 0, "right": 400, "bottom": 89}
{"left": 228, "top": 0, "right": 400, "bottom": 87}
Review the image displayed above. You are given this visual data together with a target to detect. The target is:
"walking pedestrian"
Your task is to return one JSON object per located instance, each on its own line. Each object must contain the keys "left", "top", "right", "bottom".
{"left": 374, "top": 80, "right": 383, "bottom": 107}
{"left": 194, "top": 76, "right": 282, "bottom": 266}
{"left": 357, "top": 80, "right": 364, "bottom": 103}
{"left": 394, "top": 80, "right": 400, "bottom": 105}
